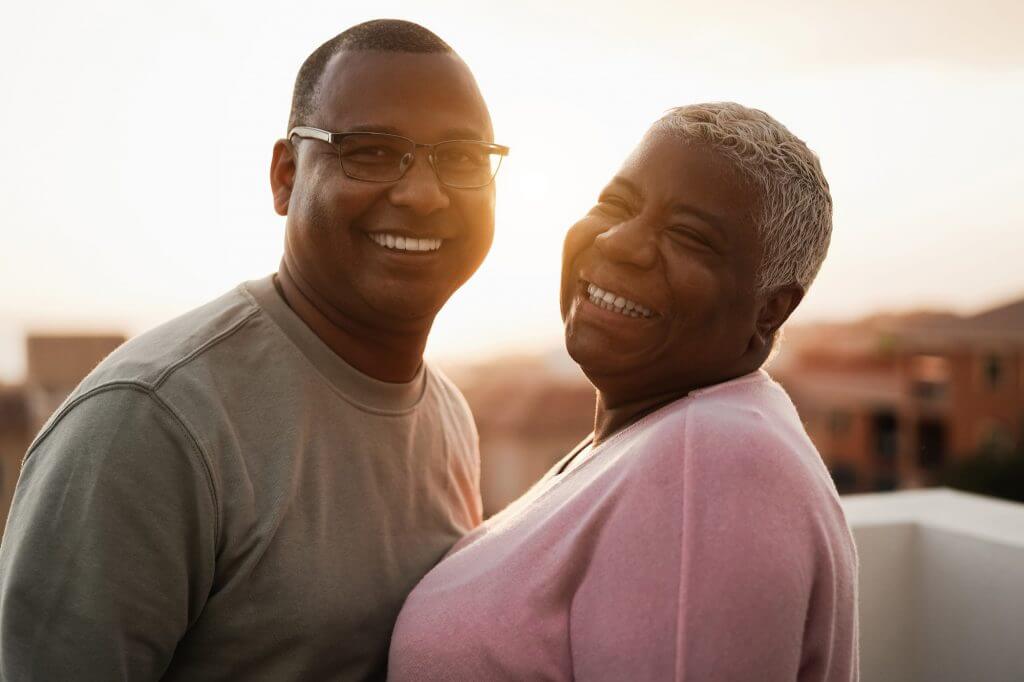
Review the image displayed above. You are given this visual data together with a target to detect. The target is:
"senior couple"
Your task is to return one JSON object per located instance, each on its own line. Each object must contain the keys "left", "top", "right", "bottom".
{"left": 0, "top": 18, "right": 858, "bottom": 682}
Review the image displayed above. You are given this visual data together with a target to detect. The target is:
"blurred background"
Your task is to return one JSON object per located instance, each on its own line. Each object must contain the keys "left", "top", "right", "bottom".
{"left": 2, "top": 1, "right": 1023, "bottom": 678}
{"left": 3, "top": 0, "right": 1022, "bottom": 515}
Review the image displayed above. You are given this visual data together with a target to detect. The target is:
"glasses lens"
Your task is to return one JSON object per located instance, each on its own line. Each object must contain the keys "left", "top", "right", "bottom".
{"left": 337, "top": 134, "right": 414, "bottom": 182}
{"left": 433, "top": 141, "right": 503, "bottom": 188}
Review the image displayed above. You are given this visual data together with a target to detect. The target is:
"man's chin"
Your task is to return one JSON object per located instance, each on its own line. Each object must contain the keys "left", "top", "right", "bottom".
{"left": 366, "top": 292, "right": 449, "bottom": 326}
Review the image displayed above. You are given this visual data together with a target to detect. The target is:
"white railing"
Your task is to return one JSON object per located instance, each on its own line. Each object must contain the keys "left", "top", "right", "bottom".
{"left": 842, "top": 488, "right": 1024, "bottom": 682}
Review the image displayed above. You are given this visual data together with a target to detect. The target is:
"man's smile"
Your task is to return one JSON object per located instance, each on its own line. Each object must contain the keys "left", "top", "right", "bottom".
{"left": 367, "top": 232, "right": 446, "bottom": 253}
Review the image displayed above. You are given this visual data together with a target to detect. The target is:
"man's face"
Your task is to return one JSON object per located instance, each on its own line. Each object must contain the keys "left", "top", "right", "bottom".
{"left": 278, "top": 51, "right": 496, "bottom": 328}
{"left": 560, "top": 132, "right": 764, "bottom": 402}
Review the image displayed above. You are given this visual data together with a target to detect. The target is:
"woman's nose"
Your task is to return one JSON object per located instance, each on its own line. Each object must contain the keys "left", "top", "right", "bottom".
{"left": 593, "top": 220, "right": 657, "bottom": 269}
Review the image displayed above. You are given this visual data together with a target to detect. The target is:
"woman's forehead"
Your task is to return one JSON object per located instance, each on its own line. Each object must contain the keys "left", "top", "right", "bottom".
{"left": 617, "top": 133, "right": 761, "bottom": 219}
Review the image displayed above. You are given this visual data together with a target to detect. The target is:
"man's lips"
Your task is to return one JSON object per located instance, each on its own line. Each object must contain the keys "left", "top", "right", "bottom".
{"left": 366, "top": 231, "right": 449, "bottom": 254}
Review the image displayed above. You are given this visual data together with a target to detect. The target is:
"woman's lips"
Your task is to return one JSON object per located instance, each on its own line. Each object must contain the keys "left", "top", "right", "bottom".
{"left": 580, "top": 279, "right": 656, "bottom": 318}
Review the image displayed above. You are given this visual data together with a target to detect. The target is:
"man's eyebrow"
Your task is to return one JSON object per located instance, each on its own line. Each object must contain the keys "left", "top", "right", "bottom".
{"left": 343, "top": 124, "right": 489, "bottom": 141}
{"left": 345, "top": 124, "right": 404, "bottom": 135}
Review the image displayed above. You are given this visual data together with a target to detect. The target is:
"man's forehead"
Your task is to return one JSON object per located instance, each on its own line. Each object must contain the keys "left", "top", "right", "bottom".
{"left": 311, "top": 49, "right": 492, "bottom": 136}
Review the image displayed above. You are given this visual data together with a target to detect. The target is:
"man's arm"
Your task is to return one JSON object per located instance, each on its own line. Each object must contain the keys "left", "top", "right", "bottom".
{"left": 0, "top": 385, "right": 218, "bottom": 681}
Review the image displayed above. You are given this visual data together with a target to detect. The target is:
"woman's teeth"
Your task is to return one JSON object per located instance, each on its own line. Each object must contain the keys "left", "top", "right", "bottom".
{"left": 586, "top": 283, "right": 652, "bottom": 318}
{"left": 369, "top": 232, "right": 443, "bottom": 252}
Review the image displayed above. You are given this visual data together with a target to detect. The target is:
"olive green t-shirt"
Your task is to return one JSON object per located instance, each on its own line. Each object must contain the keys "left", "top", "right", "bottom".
{"left": 0, "top": 275, "right": 482, "bottom": 681}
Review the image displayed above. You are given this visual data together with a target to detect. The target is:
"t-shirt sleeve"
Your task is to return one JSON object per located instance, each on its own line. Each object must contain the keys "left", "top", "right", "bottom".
{"left": 435, "top": 372, "right": 483, "bottom": 528}
{"left": 671, "top": 412, "right": 816, "bottom": 680}
{"left": 455, "top": 394, "right": 483, "bottom": 528}
{"left": 0, "top": 386, "right": 218, "bottom": 681}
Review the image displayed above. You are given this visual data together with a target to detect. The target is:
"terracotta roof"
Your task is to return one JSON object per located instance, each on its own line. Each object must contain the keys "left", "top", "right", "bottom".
{"left": 777, "top": 370, "right": 905, "bottom": 409}
{"left": 967, "top": 296, "right": 1024, "bottom": 330}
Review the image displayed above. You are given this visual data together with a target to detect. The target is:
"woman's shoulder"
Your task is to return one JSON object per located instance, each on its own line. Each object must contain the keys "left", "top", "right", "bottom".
{"left": 632, "top": 371, "right": 835, "bottom": 504}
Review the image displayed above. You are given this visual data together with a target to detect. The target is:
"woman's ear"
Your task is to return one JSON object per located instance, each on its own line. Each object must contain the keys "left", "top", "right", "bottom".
{"left": 270, "top": 139, "right": 296, "bottom": 216}
{"left": 754, "top": 283, "right": 804, "bottom": 349}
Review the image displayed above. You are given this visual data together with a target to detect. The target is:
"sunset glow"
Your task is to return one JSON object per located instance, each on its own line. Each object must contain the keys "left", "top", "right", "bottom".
{"left": 2, "top": 0, "right": 1022, "bottom": 380}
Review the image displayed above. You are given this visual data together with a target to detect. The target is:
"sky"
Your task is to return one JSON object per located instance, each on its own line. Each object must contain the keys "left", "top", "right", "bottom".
{"left": 1, "top": 0, "right": 1022, "bottom": 381}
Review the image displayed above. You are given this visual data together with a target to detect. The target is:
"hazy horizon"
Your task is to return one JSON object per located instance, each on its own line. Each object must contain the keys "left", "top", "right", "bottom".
{"left": 3, "top": 0, "right": 1022, "bottom": 382}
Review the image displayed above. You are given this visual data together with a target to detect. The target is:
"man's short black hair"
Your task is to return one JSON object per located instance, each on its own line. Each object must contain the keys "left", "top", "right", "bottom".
{"left": 288, "top": 19, "right": 454, "bottom": 132}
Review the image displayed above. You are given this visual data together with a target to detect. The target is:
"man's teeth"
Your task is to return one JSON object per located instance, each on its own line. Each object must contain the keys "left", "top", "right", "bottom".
{"left": 586, "top": 283, "right": 652, "bottom": 318}
{"left": 369, "top": 232, "right": 443, "bottom": 252}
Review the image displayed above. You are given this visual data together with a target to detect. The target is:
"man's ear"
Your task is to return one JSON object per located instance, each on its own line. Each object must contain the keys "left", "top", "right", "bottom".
{"left": 754, "top": 283, "right": 805, "bottom": 350}
{"left": 270, "top": 139, "right": 296, "bottom": 216}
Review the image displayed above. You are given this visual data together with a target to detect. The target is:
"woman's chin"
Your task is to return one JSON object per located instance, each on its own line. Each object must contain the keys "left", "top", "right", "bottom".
{"left": 565, "top": 331, "right": 652, "bottom": 384}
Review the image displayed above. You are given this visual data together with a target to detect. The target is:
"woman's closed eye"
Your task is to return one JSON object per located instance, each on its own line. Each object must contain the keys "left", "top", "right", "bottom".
{"left": 594, "top": 195, "right": 633, "bottom": 218}
{"left": 666, "top": 225, "right": 717, "bottom": 252}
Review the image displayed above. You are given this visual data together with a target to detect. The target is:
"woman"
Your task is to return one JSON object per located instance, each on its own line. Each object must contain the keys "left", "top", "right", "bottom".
{"left": 388, "top": 102, "right": 859, "bottom": 681}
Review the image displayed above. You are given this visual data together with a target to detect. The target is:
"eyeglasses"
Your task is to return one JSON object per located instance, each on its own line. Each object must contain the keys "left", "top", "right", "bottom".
{"left": 288, "top": 127, "right": 509, "bottom": 189}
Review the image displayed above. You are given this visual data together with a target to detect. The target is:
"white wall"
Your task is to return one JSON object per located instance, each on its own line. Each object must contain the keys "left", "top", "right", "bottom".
{"left": 843, "top": 489, "right": 1024, "bottom": 682}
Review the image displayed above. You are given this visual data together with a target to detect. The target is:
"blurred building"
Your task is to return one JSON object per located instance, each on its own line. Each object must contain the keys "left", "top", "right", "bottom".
{"left": 456, "top": 295, "right": 1024, "bottom": 513}
{"left": 0, "top": 334, "right": 125, "bottom": 535}
{"left": 773, "top": 297, "right": 1024, "bottom": 493}
{"left": 450, "top": 353, "right": 595, "bottom": 516}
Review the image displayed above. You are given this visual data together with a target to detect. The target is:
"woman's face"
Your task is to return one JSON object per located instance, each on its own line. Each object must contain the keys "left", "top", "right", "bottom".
{"left": 560, "top": 131, "right": 765, "bottom": 404}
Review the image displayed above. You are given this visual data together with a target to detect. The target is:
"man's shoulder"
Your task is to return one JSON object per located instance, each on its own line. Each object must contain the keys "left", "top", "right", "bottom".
{"left": 27, "top": 278, "right": 280, "bottom": 464}
{"left": 73, "top": 279, "right": 268, "bottom": 400}
{"left": 423, "top": 363, "right": 476, "bottom": 427}
{"left": 424, "top": 363, "right": 467, "bottom": 406}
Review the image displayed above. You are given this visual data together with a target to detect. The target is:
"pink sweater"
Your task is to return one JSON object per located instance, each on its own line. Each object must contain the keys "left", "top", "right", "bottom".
{"left": 388, "top": 370, "right": 859, "bottom": 681}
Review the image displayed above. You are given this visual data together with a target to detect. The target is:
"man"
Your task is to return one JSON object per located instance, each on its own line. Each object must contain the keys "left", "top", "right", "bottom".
{"left": 0, "top": 19, "right": 505, "bottom": 680}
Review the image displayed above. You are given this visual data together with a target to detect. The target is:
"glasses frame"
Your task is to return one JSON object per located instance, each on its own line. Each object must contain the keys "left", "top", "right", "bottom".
{"left": 288, "top": 126, "right": 509, "bottom": 189}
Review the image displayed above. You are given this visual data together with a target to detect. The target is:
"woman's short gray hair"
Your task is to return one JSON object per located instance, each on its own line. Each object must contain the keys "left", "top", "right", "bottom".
{"left": 652, "top": 102, "right": 832, "bottom": 292}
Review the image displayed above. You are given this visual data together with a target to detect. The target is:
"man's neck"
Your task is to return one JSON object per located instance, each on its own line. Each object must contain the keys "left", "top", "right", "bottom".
{"left": 275, "top": 261, "right": 430, "bottom": 384}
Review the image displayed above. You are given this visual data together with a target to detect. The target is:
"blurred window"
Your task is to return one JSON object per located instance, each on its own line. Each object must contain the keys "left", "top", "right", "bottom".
{"left": 829, "top": 462, "right": 858, "bottom": 494}
{"left": 917, "top": 418, "right": 948, "bottom": 469}
{"left": 872, "top": 410, "right": 899, "bottom": 463}
{"left": 980, "top": 354, "right": 1005, "bottom": 391}
{"left": 911, "top": 355, "right": 950, "bottom": 400}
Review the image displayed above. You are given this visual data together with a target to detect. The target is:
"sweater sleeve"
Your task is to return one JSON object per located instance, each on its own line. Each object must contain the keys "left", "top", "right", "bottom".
{"left": 671, "top": 408, "right": 816, "bottom": 681}
{"left": 565, "top": 420, "right": 819, "bottom": 680}
{"left": 0, "top": 386, "right": 218, "bottom": 681}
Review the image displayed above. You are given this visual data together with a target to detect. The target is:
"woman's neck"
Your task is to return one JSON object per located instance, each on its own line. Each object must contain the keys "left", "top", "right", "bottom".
{"left": 593, "top": 388, "right": 690, "bottom": 444}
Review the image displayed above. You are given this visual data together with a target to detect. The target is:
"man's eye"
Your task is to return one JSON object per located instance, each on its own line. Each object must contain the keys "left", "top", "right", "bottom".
{"left": 343, "top": 146, "right": 401, "bottom": 162}
{"left": 436, "top": 147, "right": 487, "bottom": 167}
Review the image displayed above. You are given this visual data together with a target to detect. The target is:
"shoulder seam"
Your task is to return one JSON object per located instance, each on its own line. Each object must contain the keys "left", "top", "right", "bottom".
{"left": 153, "top": 307, "right": 262, "bottom": 390}
{"left": 23, "top": 381, "right": 222, "bottom": 550}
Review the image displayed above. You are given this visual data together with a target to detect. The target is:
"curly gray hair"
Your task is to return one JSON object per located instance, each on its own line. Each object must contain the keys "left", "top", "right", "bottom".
{"left": 652, "top": 102, "right": 832, "bottom": 292}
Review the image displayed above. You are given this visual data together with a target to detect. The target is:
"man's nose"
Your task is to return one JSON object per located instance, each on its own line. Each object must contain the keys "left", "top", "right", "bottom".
{"left": 593, "top": 219, "right": 657, "bottom": 269}
{"left": 387, "top": 150, "right": 450, "bottom": 215}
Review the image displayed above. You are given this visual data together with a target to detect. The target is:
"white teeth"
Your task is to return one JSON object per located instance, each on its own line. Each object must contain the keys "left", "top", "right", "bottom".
{"left": 584, "top": 282, "right": 652, "bottom": 318}
{"left": 369, "top": 233, "right": 443, "bottom": 252}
